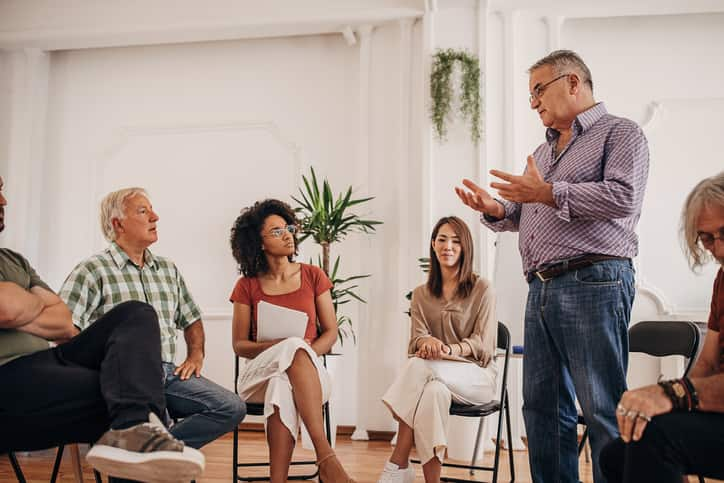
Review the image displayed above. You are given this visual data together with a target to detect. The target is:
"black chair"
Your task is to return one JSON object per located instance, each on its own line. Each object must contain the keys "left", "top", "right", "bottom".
{"left": 412, "top": 321, "right": 515, "bottom": 483}
{"left": 577, "top": 320, "right": 702, "bottom": 481}
{"left": 5, "top": 445, "right": 102, "bottom": 483}
{"left": 232, "top": 355, "right": 333, "bottom": 482}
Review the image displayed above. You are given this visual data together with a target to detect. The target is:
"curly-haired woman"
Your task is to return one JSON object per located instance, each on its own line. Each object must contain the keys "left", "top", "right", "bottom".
{"left": 229, "top": 198, "right": 355, "bottom": 483}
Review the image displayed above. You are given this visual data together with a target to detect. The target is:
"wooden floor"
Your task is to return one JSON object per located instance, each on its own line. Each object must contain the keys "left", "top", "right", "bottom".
{"left": 2, "top": 431, "right": 721, "bottom": 482}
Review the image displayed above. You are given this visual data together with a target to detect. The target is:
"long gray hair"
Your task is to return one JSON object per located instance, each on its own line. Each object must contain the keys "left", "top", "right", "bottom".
{"left": 680, "top": 171, "right": 724, "bottom": 269}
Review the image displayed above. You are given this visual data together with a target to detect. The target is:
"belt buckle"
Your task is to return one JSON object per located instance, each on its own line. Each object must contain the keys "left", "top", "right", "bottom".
{"left": 535, "top": 270, "right": 550, "bottom": 282}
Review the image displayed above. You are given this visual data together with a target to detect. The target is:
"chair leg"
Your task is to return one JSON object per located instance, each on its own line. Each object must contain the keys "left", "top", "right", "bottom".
{"left": 93, "top": 469, "right": 103, "bottom": 483}
{"left": 233, "top": 423, "right": 239, "bottom": 482}
{"left": 468, "top": 416, "right": 485, "bottom": 476}
{"left": 491, "top": 399, "right": 506, "bottom": 483}
{"left": 70, "top": 444, "right": 85, "bottom": 483}
{"left": 505, "top": 391, "right": 515, "bottom": 482}
{"left": 324, "top": 401, "right": 332, "bottom": 444}
{"left": 8, "top": 452, "right": 27, "bottom": 483}
{"left": 50, "top": 445, "right": 65, "bottom": 483}
{"left": 577, "top": 427, "right": 589, "bottom": 456}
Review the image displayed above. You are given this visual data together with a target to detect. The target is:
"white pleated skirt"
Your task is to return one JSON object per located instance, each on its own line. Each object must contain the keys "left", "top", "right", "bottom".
{"left": 237, "top": 337, "right": 331, "bottom": 439}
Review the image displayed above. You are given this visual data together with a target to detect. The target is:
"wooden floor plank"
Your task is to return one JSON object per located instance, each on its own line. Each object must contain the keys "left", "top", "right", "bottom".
{"left": 2, "top": 431, "right": 720, "bottom": 482}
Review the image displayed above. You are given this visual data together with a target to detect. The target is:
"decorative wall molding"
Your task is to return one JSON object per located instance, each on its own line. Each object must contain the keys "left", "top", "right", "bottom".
{"left": 201, "top": 310, "right": 233, "bottom": 321}
{"left": 0, "top": 8, "right": 424, "bottom": 52}
{"left": 88, "top": 120, "right": 305, "bottom": 250}
{"left": 640, "top": 101, "right": 663, "bottom": 133}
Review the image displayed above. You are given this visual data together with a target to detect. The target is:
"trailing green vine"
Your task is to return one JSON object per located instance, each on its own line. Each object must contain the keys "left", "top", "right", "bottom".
{"left": 430, "top": 48, "right": 482, "bottom": 143}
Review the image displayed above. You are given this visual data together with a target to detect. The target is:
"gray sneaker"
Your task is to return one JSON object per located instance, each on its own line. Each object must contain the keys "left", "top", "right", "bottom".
{"left": 86, "top": 412, "right": 205, "bottom": 483}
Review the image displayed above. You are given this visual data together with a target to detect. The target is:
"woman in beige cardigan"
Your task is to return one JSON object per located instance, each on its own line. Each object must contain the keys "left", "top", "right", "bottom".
{"left": 378, "top": 216, "right": 498, "bottom": 483}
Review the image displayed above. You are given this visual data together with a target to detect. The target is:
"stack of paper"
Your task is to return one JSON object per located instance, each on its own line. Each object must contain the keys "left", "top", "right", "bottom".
{"left": 256, "top": 300, "right": 308, "bottom": 341}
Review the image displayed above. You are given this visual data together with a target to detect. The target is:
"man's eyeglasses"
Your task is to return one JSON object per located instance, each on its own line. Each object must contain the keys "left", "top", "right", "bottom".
{"left": 696, "top": 227, "right": 724, "bottom": 248}
{"left": 529, "top": 73, "right": 569, "bottom": 104}
{"left": 265, "top": 225, "right": 298, "bottom": 239}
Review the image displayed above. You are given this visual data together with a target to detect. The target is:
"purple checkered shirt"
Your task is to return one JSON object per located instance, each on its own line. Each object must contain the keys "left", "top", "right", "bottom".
{"left": 482, "top": 102, "right": 649, "bottom": 275}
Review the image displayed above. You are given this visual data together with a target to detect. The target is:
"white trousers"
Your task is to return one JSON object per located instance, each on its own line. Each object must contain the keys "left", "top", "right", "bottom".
{"left": 382, "top": 357, "right": 497, "bottom": 464}
{"left": 237, "top": 337, "right": 331, "bottom": 439}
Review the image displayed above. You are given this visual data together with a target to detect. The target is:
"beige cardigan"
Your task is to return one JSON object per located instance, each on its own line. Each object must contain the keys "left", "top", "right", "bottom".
{"left": 408, "top": 277, "right": 497, "bottom": 366}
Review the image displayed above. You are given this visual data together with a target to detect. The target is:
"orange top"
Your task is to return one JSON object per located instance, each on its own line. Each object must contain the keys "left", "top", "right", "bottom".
{"left": 230, "top": 263, "right": 333, "bottom": 342}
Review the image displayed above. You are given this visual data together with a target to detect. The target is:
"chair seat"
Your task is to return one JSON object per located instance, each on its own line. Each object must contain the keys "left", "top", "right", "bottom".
{"left": 245, "top": 403, "right": 264, "bottom": 417}
{"left": 450, "top": 400, "right": 501, "bottom": 417}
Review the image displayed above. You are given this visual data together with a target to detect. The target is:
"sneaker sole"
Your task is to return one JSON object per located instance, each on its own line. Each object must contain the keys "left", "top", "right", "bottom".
{"left": 87, "top": 444, "right": 205, "bottom": 482}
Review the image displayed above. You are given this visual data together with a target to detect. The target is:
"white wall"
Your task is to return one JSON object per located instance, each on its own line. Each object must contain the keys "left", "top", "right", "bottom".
{"left": 1, "top": 0, "right": 723, "bottom": 434}
{"left": 0, "top": 51, "right": 10, "bottom": 176}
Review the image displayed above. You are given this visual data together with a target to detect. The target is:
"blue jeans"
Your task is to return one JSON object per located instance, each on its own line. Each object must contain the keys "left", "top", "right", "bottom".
{"left": 522, "top": 259, "right": 635, "bottom": 483}
{"left": 162, "top": 362, "right": 246, "bottom": 449}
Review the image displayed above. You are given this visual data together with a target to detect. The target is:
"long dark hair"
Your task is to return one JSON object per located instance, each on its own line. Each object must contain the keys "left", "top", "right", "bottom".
{"left": 230, "top": 199, "right": 299, "bottom": 277}
{"left": 427, "top": 216, "right": 477, "bottom": 299}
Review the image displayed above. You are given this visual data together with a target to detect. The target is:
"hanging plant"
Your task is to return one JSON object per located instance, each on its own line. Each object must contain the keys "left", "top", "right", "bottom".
{"left": 430, "top": 48, "right": 482, "bottom": 143}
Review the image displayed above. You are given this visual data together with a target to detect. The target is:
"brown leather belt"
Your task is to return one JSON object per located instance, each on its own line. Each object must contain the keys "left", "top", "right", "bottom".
{"left": 527, "top": 255, "right": 629, "bottom": 283}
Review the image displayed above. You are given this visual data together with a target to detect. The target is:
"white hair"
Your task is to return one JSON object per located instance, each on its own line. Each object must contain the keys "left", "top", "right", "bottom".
{"left": 99, "top": 187, "right": 149, "bottom": 242}
{"left": 681, "top": 171, "right": 724, "bottom": 269}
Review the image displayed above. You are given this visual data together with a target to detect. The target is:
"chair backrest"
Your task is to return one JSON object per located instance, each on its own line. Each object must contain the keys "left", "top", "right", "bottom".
{"left": 629, "top": 321, "right": 701, "bottom": 376}
{"left": 497, "top": 321, "right": 510, "bottom": 352}
{"left": 496, "top": 321, "right": 511, "bottom": 404}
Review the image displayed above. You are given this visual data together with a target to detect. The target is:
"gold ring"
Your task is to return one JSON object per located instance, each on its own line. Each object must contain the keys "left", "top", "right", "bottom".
{"left": 626, "top": 410, "right": 638, "bottom": 420}
{"left": 616, "top": 404, "right": 627, "bottom": 416}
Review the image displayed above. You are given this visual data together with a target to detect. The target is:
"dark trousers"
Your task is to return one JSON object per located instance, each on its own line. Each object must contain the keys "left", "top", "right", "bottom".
{"left": 600, "top": 411, "right": 724, "bottom": 483}
{"left": 0, "top": 301, "right": 165, "bottom": 453}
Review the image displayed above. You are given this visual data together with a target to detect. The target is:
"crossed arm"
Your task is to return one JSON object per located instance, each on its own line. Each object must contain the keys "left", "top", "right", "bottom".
{"left": 0, "top": 281, "right": 76, "bottom": 341}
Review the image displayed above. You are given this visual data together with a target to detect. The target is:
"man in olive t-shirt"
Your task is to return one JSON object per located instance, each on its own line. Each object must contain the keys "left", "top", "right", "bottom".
{"left": 0, "top": 248, "right": 57, "bottom": 366}
{"left": 0, "top": 177, "right": 205, "bottom": 482}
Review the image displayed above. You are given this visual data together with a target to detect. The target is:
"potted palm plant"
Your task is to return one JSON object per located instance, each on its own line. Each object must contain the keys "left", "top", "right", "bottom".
{"left": 292, "top": 167, "right": 382, "bottom": 344}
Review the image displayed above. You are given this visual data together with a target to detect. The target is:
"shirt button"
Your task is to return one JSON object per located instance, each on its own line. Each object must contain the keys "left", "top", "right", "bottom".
{"left": 534, "top": 209, "right": 539, "bottom": 214}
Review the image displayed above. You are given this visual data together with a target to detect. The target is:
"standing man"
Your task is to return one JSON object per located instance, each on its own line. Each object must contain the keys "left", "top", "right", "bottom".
{"left": 60, "top": 187, "right": 245, "bottom": 450}
{"left": 456, "top": 50, "right": 649, "bottom": 482}
{"left": 0, "top": 176, "right": 205, "bottom": 482}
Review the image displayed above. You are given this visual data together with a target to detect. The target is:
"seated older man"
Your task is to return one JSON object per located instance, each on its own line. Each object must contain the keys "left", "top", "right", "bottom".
{"left": 60, "top": 187, "right": 245, "bottom": 450}
{"left": 0, "top": 176, "right": 205, "bottom": 482}
{"left": 600, "top": 171, "right": 724, "bottom": 482}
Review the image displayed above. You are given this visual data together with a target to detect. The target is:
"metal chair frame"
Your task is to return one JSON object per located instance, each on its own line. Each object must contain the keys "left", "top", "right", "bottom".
{"left": 5, "top": 445, "right": 103, "bottom": 483}
{"left": 232, "top": 354, "right": 333, "bottom": 482}
{"left": 577, "top": 320, "right": 703, "bottom": 482}
{"left": 411, "top": 322, "right": 515, "bottom": 483}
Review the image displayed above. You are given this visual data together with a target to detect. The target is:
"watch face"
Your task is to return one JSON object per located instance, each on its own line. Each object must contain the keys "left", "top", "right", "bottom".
{"left": 672, "top": 382, "right": 686, "bottom": 398}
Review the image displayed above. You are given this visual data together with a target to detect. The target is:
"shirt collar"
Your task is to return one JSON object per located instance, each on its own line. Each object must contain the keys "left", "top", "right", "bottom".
{"left": 545, "top": 102, "right": 607, "bottom": 143}
{"left": 108, "top": 241, "right": 157, "bottom": 270}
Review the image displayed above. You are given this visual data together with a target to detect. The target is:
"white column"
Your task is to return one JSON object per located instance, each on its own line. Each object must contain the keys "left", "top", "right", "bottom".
{"left": 420, "top": 2, "right": 435, "bottom": 255}
{"left": 5, "top": 48, "right": 50, "bottom": 265}
{"left": 476, "top": 0, "right": 494, "bottom": 280}
{"left": 501, "top": 10, "right": 518, "bottom": 175}
{"left": 351, "top": 24, "right": 374, "bottom": 441}
{"left": 396, "top": 17, "right": 415, "bottom": 361}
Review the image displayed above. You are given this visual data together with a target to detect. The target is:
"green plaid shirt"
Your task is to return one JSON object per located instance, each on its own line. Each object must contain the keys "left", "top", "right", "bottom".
{"left": 60, "top": 242, "right": 202, "bottom": 363}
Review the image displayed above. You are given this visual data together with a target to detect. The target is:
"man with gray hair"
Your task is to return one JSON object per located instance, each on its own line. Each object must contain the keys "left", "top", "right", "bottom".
{"left": 456, "top": 50, "right": 649, "bottom": 482}
{"left": 60, "top": 187, "right": 245, "bottom": 450}
{"left": 0, "top": 177, "right": 205, "bottom": 482}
